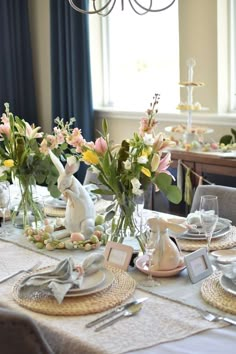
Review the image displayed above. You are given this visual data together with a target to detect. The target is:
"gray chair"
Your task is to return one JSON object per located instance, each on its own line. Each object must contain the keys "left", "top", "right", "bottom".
{"left": 0, "top": 307, "right": 53, "bottom": 354}
{"left": 190, "top": 185, "right": 236, "bottom": 225}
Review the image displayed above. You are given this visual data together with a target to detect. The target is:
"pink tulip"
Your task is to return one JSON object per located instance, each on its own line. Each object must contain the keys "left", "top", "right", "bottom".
{"left": 0, "top": 114, "right": 10, "bottom": 137}
{"left": 94, "top": 137, "right": 108, "bottom": 155}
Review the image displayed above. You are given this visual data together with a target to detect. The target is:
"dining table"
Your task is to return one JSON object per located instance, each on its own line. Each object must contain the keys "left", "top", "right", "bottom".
{"left": 0, "top": 185, "right": 236, "bottom": 354}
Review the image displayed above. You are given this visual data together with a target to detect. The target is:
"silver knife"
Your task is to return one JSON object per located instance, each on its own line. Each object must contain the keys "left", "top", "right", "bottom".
{"left": 85, "top": 297, "right": 148, "bottom": 328}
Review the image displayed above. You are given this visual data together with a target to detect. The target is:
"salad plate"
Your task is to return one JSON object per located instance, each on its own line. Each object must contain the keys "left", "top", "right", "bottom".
{"left": 136, "top": 255, "right": 186, "bottom": 277}
{"left": 212, "top": 249, "right": 236, "bottom": 263}
{"left": 220, "top": 275, "right": 236, "bottom": 296}
{"left": 65, "top": 269, "right": 114, "bottom": 297}
{"left": 177, "top": 218, "right": 231, "bottom": 241}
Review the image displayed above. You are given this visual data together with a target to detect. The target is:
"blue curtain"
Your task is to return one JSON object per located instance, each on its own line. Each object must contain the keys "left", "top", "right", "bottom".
{"left": 0, "top": 0, "right": 38, "bottom": 125}
{"left": 50, "top": 0, "right": 94, "bottom": 182}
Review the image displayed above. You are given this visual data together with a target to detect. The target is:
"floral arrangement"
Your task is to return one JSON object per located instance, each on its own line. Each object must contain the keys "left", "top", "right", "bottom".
{"left": 0, "top": 103, "right": 69, "bottom": 227}
{"left": 40, "top": 94, "right": 181, "bottom": 243}
{"left": 0, "top": 95, "right": 181, "bottom": 247}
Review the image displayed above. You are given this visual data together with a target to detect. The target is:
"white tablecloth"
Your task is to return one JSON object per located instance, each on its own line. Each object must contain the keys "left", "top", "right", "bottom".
{"left": 0, "top": 189, "right": 236, "bottom": 353}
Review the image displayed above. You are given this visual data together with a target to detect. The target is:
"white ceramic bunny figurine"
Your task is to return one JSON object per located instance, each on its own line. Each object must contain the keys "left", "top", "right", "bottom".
{"left": 147, "top": 217, "right": 186, "bottom": 271}
{"left": 49, "top": 150, "right": 95, "bottom": 238}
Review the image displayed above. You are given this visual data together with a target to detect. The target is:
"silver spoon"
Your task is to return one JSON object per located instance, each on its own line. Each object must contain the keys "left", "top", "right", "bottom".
{"left": 95, "top": 302, "right": 143, "bottom": 332}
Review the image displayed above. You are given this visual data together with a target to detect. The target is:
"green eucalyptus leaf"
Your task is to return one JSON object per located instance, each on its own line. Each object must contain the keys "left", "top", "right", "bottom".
{"left": 165, "top": 185, "right": 182, "bottom": 204}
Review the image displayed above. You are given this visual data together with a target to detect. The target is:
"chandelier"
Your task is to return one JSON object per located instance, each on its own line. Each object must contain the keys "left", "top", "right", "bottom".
{"left": 68, "top": 0, "right": 176, "bottom": 16}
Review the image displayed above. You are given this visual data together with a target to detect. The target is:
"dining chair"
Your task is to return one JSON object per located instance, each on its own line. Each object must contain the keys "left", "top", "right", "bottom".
{"left": 0, "top": 307, "right": 53, "bottom": 354}
{"left": 190, "top": 184, "right": 236, "bottom": 225}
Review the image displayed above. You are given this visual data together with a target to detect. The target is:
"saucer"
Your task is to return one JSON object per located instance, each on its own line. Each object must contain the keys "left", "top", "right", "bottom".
{"left": 135, "top": 255, "right": 186, "bottom": 277}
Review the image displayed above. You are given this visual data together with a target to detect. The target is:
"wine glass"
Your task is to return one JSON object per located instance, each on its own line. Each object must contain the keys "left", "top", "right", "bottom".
{"left": 0, "top": 181, "right": 10, "bottom": 237}
{"left": 140, "top": 226, "right": 160, "bottom": 287}
{"left": 200, "top": 195, "right": 219, "bottom": 253}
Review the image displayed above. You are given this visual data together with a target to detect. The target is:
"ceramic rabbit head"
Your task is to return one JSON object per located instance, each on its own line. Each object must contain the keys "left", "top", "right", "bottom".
{"left": 49, "top": 150, "right": 80, "bottom": 193}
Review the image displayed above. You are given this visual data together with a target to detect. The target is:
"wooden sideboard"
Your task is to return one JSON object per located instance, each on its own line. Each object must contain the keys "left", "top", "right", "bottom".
{"left": 170, "top": 150, "right": 236, "bottom": 186}
{"left": 167, "top": 150, "right": 236, "bottom": 216}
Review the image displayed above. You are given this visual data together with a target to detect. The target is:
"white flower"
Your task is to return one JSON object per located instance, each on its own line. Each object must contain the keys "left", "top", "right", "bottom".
{"left": 143, "top": 133, "right": 154, "bottom": 146}
{"left": 123, "top": 159, "right": 132, "bottom": 170}
{"left": 137, "top": 155, "right": 148, "bottom": 164}
{"left": 131, "top": 178, "right": 142, "bottom": 195}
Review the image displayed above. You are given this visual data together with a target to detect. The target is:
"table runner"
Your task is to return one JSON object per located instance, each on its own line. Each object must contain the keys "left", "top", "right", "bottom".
{"left": 0, "top": 240, "right": 228, "bottom": 354}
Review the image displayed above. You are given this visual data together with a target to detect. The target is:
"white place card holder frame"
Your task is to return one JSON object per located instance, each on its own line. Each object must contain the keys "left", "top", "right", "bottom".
{"left": 184, "top": 248, "right": 213, "bottom": 284}
{"left": 104, "top": 241, "right": 134, "bottom": 271}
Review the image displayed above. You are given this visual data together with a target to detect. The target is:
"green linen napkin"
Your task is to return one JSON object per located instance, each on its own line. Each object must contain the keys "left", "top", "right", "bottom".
{"left": 18, "top": 254, "right": 105, "bottom": 304}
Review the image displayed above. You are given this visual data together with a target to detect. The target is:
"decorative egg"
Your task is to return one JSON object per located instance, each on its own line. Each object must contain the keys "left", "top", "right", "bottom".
{"left": 71, "top": 232, "right": 85, "bottom": 241}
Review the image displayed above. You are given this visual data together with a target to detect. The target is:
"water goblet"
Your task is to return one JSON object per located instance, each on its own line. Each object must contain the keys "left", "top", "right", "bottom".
{"left": 0, "top": 181, "right": 10, "bottom": 237}
{"left": 200, "top": 195, "right": 219, "bottom": 253}
{"left": 140, "top": 226, "right": 160, "bottom": 287}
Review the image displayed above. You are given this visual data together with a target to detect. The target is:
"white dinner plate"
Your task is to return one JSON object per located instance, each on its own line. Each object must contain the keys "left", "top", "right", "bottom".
{"left": 135, "top": 255, "right": 186, "bottom": 277}
{"left": 44, "top": 196, "right": 66, "bottom": 209}
{"left": 220, "top": 275, "right": 236, "bottom": 296}
{"left": 65, "top": 269, "right": 114, "bottom": 297}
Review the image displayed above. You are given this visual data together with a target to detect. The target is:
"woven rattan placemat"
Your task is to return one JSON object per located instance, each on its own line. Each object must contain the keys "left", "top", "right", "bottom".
{"left": 201, "top": 271, "right": 236, "bottom": 315}
{"left": 44, "top": 206, "right": 65, "bottom": 218}
{"left": 177, "top": 228, "right": 236, "bottom": 252}
{"left": 12, "top": 265, "right": 136, "bottom": 316}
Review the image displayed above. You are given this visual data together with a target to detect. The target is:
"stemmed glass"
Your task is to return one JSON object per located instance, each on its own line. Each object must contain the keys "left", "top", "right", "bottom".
{"left": 200, "top": 195, "right": 219, "bottom": 253}
{"left": 0, "top": 181, "right": 10, "bottom": 237}
{"left": 140, "top": 226, "right": 160, "bottom": 287}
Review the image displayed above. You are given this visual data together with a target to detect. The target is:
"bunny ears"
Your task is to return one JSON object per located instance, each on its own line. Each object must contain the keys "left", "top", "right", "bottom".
{"left": 147, "top": 216, "right": 187, "bottom": 234}
{"left": 49, "top": 150, "right": 80, "bottom": 176}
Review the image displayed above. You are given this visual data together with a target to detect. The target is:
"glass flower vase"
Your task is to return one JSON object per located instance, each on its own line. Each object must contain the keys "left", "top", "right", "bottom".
{"left": 110, "top": 192, "right": 144, "bottom": 243}
{"left": 11, "top": 176, "right": 44, "bottom": 229}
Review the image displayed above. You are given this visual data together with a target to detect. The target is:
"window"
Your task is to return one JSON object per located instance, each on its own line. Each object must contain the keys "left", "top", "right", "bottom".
{"left": 89, "top": 2, "right": 179, "bottom": 113}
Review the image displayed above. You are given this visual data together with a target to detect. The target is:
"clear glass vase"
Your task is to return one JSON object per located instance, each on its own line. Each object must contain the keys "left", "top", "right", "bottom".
{"left": 11, "top": 176, "right": 44, "bottom": 229}
{"left": 109, "top": 192, "right": 144, "bottom": 243}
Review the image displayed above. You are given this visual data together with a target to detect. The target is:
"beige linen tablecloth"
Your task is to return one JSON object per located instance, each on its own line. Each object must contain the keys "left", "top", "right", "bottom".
{"left": 0, "top": 240, "right": 228, "bottom": 354}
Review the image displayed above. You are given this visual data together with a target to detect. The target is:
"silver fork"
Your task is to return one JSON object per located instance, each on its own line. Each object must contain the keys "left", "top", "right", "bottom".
{"left": 201, "top": 311, "right": 236, "bottom": 326}
{"left": 0, "top": 261, "right": 41, "bottom": 283}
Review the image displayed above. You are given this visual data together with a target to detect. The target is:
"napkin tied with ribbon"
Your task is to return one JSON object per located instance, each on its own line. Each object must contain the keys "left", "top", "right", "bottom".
{"left": 19, "top": 254, "right": 105, "bottom": 304}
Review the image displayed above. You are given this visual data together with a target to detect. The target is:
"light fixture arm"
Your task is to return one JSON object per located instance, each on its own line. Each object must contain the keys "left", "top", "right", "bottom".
{"left": 68, "top": 0, "right": 176, "bottom": 16}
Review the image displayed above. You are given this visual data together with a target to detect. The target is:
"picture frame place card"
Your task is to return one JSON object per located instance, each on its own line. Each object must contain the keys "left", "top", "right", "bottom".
{"left": 184, "top": 248, "right": 213, "bottom": 284}
{"left": 104, "top": 241, "right": 134, "bottom": 271}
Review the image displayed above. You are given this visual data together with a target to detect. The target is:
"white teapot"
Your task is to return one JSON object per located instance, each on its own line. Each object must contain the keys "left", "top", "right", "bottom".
{"left": 147, "top": 217, "right": 186, "bottom": 271}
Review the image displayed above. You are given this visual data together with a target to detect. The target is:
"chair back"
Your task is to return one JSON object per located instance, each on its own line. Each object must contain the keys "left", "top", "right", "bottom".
{"left": 190, "top": 185, "right": 236, "bottom": 225}
{"left": 0, "top": 307, "right": 53, "bottom": 354}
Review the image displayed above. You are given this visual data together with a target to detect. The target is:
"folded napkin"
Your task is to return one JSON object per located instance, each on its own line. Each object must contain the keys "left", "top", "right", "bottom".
{"left": 19, "top": 254, "right": 105, "bottom": 304}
